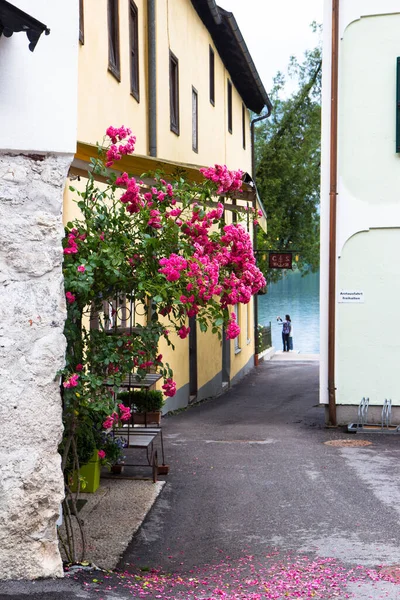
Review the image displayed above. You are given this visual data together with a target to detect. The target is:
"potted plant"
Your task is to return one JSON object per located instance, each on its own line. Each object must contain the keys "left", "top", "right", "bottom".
{"left": 117, "top": 390, "right": 164, "bottom": 425}
{"left": 65, "top": 420, "right": 102, "bottom": 494}
{"left": 98, "top": 432, "right": 126, "bottom": 474}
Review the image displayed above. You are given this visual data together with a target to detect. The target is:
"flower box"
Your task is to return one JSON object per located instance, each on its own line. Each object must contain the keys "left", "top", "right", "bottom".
{"left": 134, "top": 411, "right": 162, "bottom": 426}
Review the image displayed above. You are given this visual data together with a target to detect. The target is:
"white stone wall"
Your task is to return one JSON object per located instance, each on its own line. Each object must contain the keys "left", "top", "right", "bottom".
{"left": 0, "top": 153, "right": 72, "bottom": 579}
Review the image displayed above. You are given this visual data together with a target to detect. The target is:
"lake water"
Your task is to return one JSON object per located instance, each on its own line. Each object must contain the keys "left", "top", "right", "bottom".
{"left": 258, "top": 270, "right": 320, "bottom": 354}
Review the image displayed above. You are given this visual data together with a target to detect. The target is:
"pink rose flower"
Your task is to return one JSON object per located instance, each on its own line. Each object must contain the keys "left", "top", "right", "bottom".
{"left": 118, "top": 404, "right": 132, "bottom": 422}
{"left": 178, "top": 326, "right": 190, "bottom": 339}
{"left": 162, "top": 378, "right": 177, "bottom": 397}
{"left": 63, "top": 373, "right": 80, "bottom": 388}
{"left": 103, "top": 416, "right": 115, "bottom": 429}
{"left": 98, "top": 450, "right": 106, "bottom": 459}
{"left": 65, "top": 292, "right": 76, "bottom": 304}
{"left": 77, "top": 265, "right": 86, "bottom": 273}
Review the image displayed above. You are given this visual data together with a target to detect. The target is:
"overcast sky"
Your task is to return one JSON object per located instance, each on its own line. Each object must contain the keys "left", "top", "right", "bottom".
{"left": 218, "top": 0, "right": 323, "bottom": 94}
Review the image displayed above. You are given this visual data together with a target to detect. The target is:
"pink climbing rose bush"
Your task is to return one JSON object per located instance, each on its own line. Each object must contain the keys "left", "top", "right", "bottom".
{"left": 61, "top": 125, "right": 265, "bottom": 502}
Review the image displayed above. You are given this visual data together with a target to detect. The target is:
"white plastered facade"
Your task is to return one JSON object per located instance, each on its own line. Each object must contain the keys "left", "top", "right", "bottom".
{"left": 320, "top": 1, "right": 400, "bottom": 416}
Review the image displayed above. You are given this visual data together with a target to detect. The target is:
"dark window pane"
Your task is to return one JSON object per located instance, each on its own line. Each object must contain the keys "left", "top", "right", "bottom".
{"left": 227, "top": 80, "right": 232, "bottom": 133}
{"left": 192, "top": 87, "right": 198, "bottom": 152}
{"left": 130, "top": 1, "right": 139, "bottom": 101}
{"left": 242, "top": 103, "right": 246, "bottom": 149}
{"left": 170, "top": 52, "right": 180, "bottom": 135}
{"left": 108, "top": 0, "right": 120, "bottom": 80}
{"left": 79, "top": 0, "right": 84, "bottom": 44}
{"left": 209, "top": 46, "right": 215, "bottom": 105}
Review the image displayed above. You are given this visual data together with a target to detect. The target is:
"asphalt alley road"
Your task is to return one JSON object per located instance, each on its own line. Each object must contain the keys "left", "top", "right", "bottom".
{"left": 2, "top": 361, "right": 400, "bottom": 599}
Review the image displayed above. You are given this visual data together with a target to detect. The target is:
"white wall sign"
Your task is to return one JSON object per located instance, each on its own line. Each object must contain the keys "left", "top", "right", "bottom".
{"left": 338, "top": 290, "right": 364, "bottom": 303}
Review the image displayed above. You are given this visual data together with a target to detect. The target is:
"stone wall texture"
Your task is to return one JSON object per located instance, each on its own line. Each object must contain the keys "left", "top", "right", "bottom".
{"left": 0, "top": 153, "right": 72, "bottom": 579}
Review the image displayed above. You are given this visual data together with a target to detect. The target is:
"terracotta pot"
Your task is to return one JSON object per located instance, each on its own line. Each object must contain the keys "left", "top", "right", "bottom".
{"left": 110, "top": 464, "right": 124, "bottom": 475}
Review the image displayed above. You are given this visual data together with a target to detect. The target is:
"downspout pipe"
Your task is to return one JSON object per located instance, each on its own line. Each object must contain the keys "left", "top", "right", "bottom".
{"left": 328, "top": 0, "right": 339, "bottom": 426}
{"left": 251, "top": 105, "right": 273, "bottom": 181}
{"left": 251, "top": 107, "right": 272, "bottom": 364}
{"left": 148, "top": 0, "right": 157, "bottom": 157}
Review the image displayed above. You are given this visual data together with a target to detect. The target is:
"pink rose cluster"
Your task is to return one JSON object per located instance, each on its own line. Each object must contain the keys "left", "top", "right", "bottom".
{"left": 65, "top": 291, "right": 76, "bottom": 304}
{"left": 158, "top": 220, "right": 266, "bottom": 339}
{"left": 63, "top": 373, "right": 80, "bottom": 388}
{"left": 115, "top": 172, "right": 144, "bottom": 214}
{"left": 178, "top": 326, "right": 190, "bottom": 339}
{"left": 226, "top": 312, "right": 240, "bottom": 340}
{"left": 105, "top": 126, "right": 136, "bottom": 167}
{"left": 118, "top": 403, "right": 131, "bottom": 421}
{"left": 64, "top": 228, "right": 87, "bottom": 255}
{"left": 219, "top": 224, "right": 266, "bottom": 308}
{"left": 64, "top": 230, "right": 78, "bottom": 255}
{"left": 199, "top": 164, "right": 243, "bottom": 195}
{"left": 159, "top": 254, "right": 188, "bottom": 282}
{"left": 102, "top": 403, "right": 131, "bottom": 429}
{"left": 115, "top": 172, "right": 176, "bottom": 228}
{"left": 162, "top": 378, "right": 177, "bottom": 397}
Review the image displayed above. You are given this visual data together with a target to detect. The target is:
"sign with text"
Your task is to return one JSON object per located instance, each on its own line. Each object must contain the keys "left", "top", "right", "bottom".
{"left": 269, "top": 252, "right": 292, "bottom": 269}
{"left": 338, "top": 290, "right": 364, "bottom": 303}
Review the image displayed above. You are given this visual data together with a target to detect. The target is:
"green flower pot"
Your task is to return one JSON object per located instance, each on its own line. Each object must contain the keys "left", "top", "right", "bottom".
{"left": 70, "top": 450, "right": 100, "bottom": 493}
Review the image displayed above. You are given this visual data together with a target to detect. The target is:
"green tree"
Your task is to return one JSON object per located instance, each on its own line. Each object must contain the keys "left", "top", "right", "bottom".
{"left": 255, "top": 28, "right": 321, "bottom": 283}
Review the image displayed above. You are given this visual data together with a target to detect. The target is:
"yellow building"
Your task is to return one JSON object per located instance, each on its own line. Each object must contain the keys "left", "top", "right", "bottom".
{"left": 66, "top": 0, "right": 271, "bottom": 411}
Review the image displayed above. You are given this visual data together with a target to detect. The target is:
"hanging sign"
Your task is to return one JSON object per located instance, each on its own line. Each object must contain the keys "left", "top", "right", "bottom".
{"left": 269, "top": 252, "right": 292, "bottom": 269}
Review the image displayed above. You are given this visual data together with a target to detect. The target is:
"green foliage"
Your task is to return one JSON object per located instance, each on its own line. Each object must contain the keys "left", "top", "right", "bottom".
{"left": 255, "top": 27, "right": 321, "bottom": 283}
{"left": 117, "top": 389, "right": 165, "bottom": 412}
{"left": 59, "top": 128, "right": 264, "bottom": 563}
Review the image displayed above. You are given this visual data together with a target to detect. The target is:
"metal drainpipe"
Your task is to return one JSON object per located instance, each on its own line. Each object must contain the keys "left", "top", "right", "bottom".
{"left": 328, "top": 0, "right": 339, "bottom": 426}
{"left": 251, "top": 108, "right": 272, "bottom": 365}
{"left": 148, "top": 0, "right": 157, "bottom": 157}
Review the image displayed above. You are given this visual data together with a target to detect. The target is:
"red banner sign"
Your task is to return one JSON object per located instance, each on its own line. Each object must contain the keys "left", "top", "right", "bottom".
{"left": 269, "top": 253, "right": 292, "bottom": 269}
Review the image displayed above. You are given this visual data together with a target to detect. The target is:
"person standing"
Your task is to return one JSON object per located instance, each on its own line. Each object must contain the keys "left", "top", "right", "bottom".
{"left": 277, "top": 315, "right": 291, "bottom": 352}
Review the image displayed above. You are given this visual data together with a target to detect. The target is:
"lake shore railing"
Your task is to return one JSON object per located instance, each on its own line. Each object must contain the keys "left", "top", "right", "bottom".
{"left": 257, "top": 322, "right": 272, "bottom": 353}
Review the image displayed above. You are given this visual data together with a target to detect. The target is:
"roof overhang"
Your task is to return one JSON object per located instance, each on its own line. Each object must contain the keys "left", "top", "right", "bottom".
{"left": 70, "top": 142, "right": 267, "bottom": 233}
{"left": 0, "top": 0, "right": 50, "bottom": 52}
{"left": 190, "top": 0, "right": 271, "bottom": 114}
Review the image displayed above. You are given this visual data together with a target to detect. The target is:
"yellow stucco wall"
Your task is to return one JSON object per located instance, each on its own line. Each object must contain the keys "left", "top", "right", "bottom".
{"left": 197, "top": 328, "right": 222, "bottom": 390}
{"left": 67, "top": 0, "right": 259, "bottom": 408}
{"left": 156, "top": 0, "right": 251, "bottom": 172}
{"left": 78, "top": 0, "right": 148, "bottom": 154}
{"left": 230, "top": 301, "right": 255, "bottom": 381}
{"left": 77, "top": 0, "right": 251, "bottom": 172}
